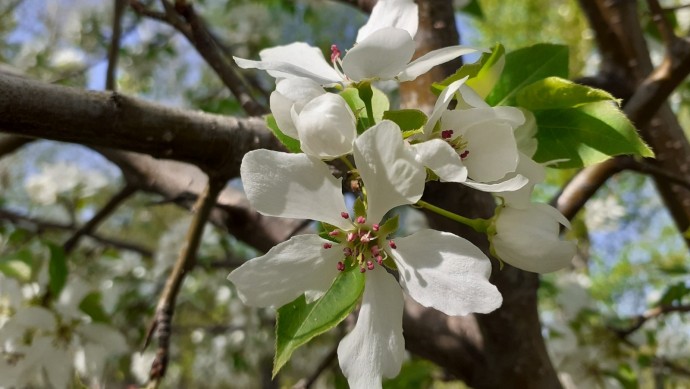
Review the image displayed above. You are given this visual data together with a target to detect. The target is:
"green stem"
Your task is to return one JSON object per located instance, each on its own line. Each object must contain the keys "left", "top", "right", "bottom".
{"left": 340, "top": 156, "right": 355, "bottom": 172}
{"left": 416, "top": 200, "right": 490, "bottom": 233}
{"left": 357, "top": 82, "right": 375, "bottom": 128}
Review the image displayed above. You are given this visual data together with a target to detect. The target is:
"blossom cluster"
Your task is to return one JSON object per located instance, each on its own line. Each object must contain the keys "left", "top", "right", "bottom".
{"left": 228, "top": 0, "right": 576, "bottom": 387}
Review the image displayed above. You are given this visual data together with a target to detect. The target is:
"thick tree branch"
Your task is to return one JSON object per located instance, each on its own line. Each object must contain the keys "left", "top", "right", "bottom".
{"left": 0, "top": 73, "right": 280, "bottom": 175}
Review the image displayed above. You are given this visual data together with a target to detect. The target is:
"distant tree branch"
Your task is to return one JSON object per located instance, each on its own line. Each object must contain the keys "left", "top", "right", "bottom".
{"left": 0, "top": 207, "right": 153, "bottom": 257}
{"left": 292, "top": 345, "right": 338, "bottom": 389}
{"left": 129, "top": 0, "right": 267, "bottom": 116}
{"left": 62, "top": 184, "right": 137, "bottom": 254}
{"left": 611, "top": 304, "right": 690, "bottom": 338}
{"left": 106, "top": 0, "right": 128, "bottom": 91}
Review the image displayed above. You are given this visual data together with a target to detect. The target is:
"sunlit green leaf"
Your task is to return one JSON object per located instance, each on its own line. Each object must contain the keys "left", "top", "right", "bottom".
{"left": 266, "top": 114, "right": 301, "bottom": 153}
{"left": 533, "top": 102, "right": 654, "bottom": 168}
{"left": 382, "top": 109, "right": 427, "bottom": 132}
{"left": 274, "top": 269, "right": 365, "bottom": 377}
{"left": 487, "top": 43, "right": 569, "bottom": 106}
{"left": 516, "top": 77, "right": 618, "bottom": 110}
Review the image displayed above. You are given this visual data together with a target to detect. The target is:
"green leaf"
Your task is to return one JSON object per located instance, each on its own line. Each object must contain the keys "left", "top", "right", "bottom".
{"left": 274, "top": 269, "right": 365, "bottom": 376}
{"left": 533, "top": 102, "right": 654, "bottom": 168}
{"left": 657, "top": 282, "right": 690, "bottom": 306}
{"left": 377, "top": 215, "right": 399, "bottom": 238}
{"left": 353, "top": 196, "right": 366, "bottom": 219}
{"left": 341, "top": 86, "right": 390, "bottom": 133}
{"left": 266, "top": 114, "right": 301, "bottom": 153}
{"left": 459, "top": 0, "right": 484, "bottom": 19}
{"left": 47, "top": 243, "right": 68, "bottom": 298}
{"left": 432, "top": 44, "right": 503, "bottom": 95}
{"left": 0, "top": 260, "right": 31, "bottom": 281}
{"left": 382, "top": 109, "right": 428, "bottom": 132}
{"left": 516, "top": 77, "right": 618, "bottom": 110}
{"left": 487, "top": 44, "right": 569, "bottom": 106}
{"left": 79, "top": 292, "right": 110, "bottom": 323}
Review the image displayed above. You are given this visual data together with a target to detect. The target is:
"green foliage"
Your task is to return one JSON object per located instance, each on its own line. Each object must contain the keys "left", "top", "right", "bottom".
{"left": 266, "top": 114, "right": 301, "bottom": 153}
{"left": 274, "top": 269, "right": 365, "bottom": 376}
{"left": 459, "top": 0, "right": 484, "bottom": 19}
{"left": 516, "top": 77, "right": 618, "bottom": 110}
{"left": 47, "top": 242, "right": 68, "bottom": 299}
{"left": 532, "top": 102, "right": 654, "bottom": 168}
{"left": 383, "top": 359, "right": 436, "bottom": 388}
{"left": 382, "top": 109, "right": 428, "bottom": 132}
{"left": 79, "top": 292, "right": 110, "bottom": 323}
{"left": 432, "top": 44, "right": 504, "bottom": 94}
{"left": 340, "top": 86, "right": 389, "bottom": 133}
{"left": 487, "top": 44, "right": 569, "bottom": 106}
{"left": 656, "top": 282, "right": 690, "bottom": 306}
{"left": 0, "top": 249, "right": 32, "bottom": 282}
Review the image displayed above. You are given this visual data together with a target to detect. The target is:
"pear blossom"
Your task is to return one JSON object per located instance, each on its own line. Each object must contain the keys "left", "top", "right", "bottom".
{"left": 490, "top": 203, "right": 576, "bottom": 273}
{"left": 233, "top": 0, "right": 480, "bottom": 85}
{"left": 229, "top": 121, "right": 502, "bottom": 387}
{"left": 410, "top": 79, "right": 528, "bottom": 192}
{"left": 0, "top": 280, "right": 127, "bottom": 389}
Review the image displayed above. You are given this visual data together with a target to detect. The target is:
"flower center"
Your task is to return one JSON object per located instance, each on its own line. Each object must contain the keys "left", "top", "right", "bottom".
{"left": 323, "top": 213, "right": 397, "bottom": 273}
{"left": 441, "top": 130, "right": 470, "bottom": 160}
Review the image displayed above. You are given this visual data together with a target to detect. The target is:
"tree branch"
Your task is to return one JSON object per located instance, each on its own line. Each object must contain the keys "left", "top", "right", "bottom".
{"left": 611, "top": 303, "right": 690, "bottom": 338}
{"left": 62, "top": 184, "right": 137, "bottom": 254}
{"left": 0, "top": 73, "right": 280, "bottom": 175}
{"left": 0, "top": 207, "right": 153, "bottom": 257}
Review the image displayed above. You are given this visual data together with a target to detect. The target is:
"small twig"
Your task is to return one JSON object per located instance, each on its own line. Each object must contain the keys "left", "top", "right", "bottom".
{"left": 610, "top": 303, "right": 690, "bottom": 338}
{"left": 143, "top": 177, "right": 226, "bottom": 388}
{"left": 0, "top": 207, "right": 153, "bottom": 256}
{"left": 626, "top": 158, "right": 690, "bottom": 190}
{"left": 646, "top": 0, "right": 678, "bottom": 46}
{"left": 291, "top": 345, "right": 338, "bottom": 389}
{"left": 63, "top": 184, "right": 137, "bottom": 254}
{"left": 106, "top": 0, "right": 128, "bottom": 91}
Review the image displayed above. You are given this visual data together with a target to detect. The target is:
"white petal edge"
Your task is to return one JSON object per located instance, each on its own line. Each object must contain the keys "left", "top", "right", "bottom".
{"left": 391, "top": 230, "right": 502, "bottom": 316}
{"left": 411, "top": 139, "right": 468, "bottom": 182}
{"left": 356, "top": 0, "right": 418, "bottom": 42}
{"left": 342, "top": 27, "right": 415, "bottom": 81}
{"left": 271, "top": 77, "right": 326, "bottom": 138}
{"left": 240, "top": 150, "right": 350, "bottom": 230}
{"left": 353, "top": 121, "right": 426, "bottom": 223}
{"left": 462, "top": 174, "right": 528, "bottom": 193}
{"left": 227, "top": 235, "right": 342, "bottom": 308}
{"left": 398, "top": 46, "right": 483, "bottom": 82}
{"left": 423, "top": 78, "right": 467, "bottom": 137}
{"left": 338, "top": 267, "right": 405, "bottom": 389}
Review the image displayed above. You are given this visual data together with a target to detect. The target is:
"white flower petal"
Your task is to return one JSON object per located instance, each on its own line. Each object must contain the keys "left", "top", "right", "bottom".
{"left": 514, "top": 108, "right": 538, "bottom": 157}
{"left": 43, "top": 343, "right": 72, "bottom": 389}
{"left": 338, "top": 267, "right": 404, "bottom": 388}
{"left": 456, "top": 84, "right": 489, "bottom": 108}
{"left": 442, "top": 106, "right": 525, "bottom": 130}
{"left": 356, "top": 0, "right": 418, "bottom": 42}
{"left": 497, "top": 154, "right": 546, "bottom": 207}
{"left": 411, "top": 140, "right": 468, "bottom": 182}
{"left": 342, "top": 27, "right": 415, "bottom": 81}
{"left": 271, "top": 78, "right": 326, "bottom": 138}
{"left": 234, "top": 42, "right": 341, "bottom": 85}
{"left": 353, "top": 121, "right": 426, "bottom": 223}
{"left": 391, "top": 230, "right": 502, "bottom": 316}
{"left": 241, "top": 150, "right": 350, "bottom": 229}
{"left": 492, "top": 204, "right": 575, "bottom": 273}
{"left": 465, "top": 53, "right": 505, "bottom": 98}
{"left": 227, "top": 235, "right": 342, "bottom": 307}
{"left": 1, "top": 307, "right": 55, "bottom": 338}
{"left": 460, "top": 122, "right": 519, "bottom": 182}
{"left": 78, "top": 323, "right": 128, "bottom": 354}
{"left": 423, "top": 78, "right": 467, "bottom": 136}
{"left": 296, "top": 93, "right": 357, "bottom": 159}
{"left": 398, "top": 46, "right": 482, "bottom": 82}
{"left": 462, "top": 174, "right": 528, "bottom": 193}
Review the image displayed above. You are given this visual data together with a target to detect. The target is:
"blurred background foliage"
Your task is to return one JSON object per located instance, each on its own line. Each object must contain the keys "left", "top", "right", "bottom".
{"left": 0, "top": 0, "right": 689, "bottom": 387}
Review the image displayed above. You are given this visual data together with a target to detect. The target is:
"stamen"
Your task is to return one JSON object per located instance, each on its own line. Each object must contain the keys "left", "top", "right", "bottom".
{"left": 359, "top": 267, "right": 366, "bottom": 273}
{"left": 389, "top": 240, "right": 397, "bottom": 249}
{"left": 331, "top": 44, "right": 341, "bottom": 63}
{"left": 343, "top": 247, "right": 353, "bottom": 256}
{"left": 376, "top": 255, "right": 384, "bottom": 265}
{"left": 356, "top": 216, "right": 366, "bottom": 224}
{"left": 371, "top": 245, "right": 380, "bottom": 256}
{"left": 366, "top": 261, "right": 374, "bottom": 270}
{"left": 460, "top": 150, "right": 470, "bottom": 160}
{"left": 347, "top": 232, "right": 357, "bottom": 242}
{"left": 441, "top": 130, "right": 454, "bottom": 139}
{"left": 341, "top": 211, "right": 350, "bottom": 219}
{"left": 328, "top": 230, "right": 340, "bottom": 237}
{"left": 323, "top": 243, "right": 332, "bottom": 249}
{"left": 360, "top": 232, "right": 371, "bottom": 243}
{"left": 372, "top": 224, "right": 380, "bottom": 231}
{"left": 337, "top": 261, "right": 345, "bottom": 271}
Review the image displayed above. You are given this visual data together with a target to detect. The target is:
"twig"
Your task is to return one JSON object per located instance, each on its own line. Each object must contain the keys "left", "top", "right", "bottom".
{"left": 610, "top": 304, "right": 690, "bottom": 338}
{"left": 130, "top": 0, "right": 267, "bottom": 116}
{"left": 63, "top": 184, "right": 137, "bottom": 254}
{"left": 646, "top": 0, "right": 679, "bottom": 47}
{"left": 291, "top": 345, "right": 338, "bottom": 389}
{"left": 144, "top": 177, "right": 226, "bottom": 387}
{"left": 0, "top": 207, "right": 153, "bottom": 256}
{"left": 106, "top": 0, "right": 128, "bottom": 91}
{"left": 627, "top": 158, "right": 690, "bottom": 190}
